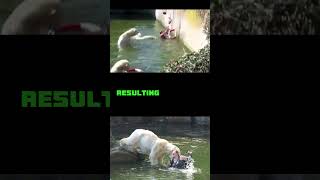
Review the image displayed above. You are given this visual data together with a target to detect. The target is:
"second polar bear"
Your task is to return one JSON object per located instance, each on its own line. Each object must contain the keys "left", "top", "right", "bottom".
{"left": 119, "top": 129, "right": 180, "bottom": 166}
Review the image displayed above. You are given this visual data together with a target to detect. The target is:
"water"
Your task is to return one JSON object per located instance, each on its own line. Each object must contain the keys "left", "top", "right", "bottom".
{"left": 110, "top": 16, "right": 190, "bottom": 72}
{"left": 0, "top": 0, "right": 109, "bottom": 31}
{"left": 111, "top": 126, "right": 210, "bottom": 180}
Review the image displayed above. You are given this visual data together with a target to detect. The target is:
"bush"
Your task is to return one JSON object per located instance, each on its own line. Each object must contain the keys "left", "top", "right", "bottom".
{"left": 161, "top": 44, "right": 210, "bottom": 73}
{"left": 211, "top": 0, "right": 320, "bottom": 35}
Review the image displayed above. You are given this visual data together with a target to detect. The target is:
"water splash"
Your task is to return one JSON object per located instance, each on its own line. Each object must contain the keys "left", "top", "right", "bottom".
{"left": 159, "top": 157, "right": 201, "bottom": 180}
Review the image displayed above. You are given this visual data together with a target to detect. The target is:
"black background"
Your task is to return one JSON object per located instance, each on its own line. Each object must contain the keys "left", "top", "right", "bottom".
{"left": 0, "top": 36, "right": 109, "bottom": 173}
{"left": 213, "top": 35, "right": 320, "bottom": 173}
{"left": 0, "top": 0, "right": 319, "bottom": 177}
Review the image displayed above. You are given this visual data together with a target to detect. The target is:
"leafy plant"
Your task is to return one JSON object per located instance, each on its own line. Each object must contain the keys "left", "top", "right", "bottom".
{"left": 162, "top": 44, "right": 210, "bottom": 73}
{"left": 211, "top": 0, "right": 320, "bottom": 35}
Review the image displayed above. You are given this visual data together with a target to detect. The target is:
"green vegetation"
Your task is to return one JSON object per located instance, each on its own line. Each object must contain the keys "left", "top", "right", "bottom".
{"left": 161, "top": 44, "right": 210, "bottom": 73}
{"left": 211, "top": 0, "right": 320, "bottom": 35}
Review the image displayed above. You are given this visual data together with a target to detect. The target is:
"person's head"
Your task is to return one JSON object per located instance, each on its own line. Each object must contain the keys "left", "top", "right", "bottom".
{"left": 171, "top": 150, "right": 180, "bottom": 159}
{"left": 165, "top": 141, "right": 180, "bottom": 160}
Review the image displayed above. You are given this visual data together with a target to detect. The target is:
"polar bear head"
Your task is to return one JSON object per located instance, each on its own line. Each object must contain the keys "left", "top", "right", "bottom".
{"left": 166, "top": 143, "right": 181, "bottom": 159}
{"left": 119, "top": 137, "right": 128, "bottom": 147}
{"left": 126, "top": 28, "right": 139, "bottom": 37}
{"left": 110, "top": 59, "right": 129, "bottom": 73}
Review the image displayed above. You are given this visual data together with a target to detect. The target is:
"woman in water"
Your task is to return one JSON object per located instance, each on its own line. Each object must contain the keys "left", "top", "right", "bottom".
{"left": 169, "top": 150, "right": 193, "bottom": 169}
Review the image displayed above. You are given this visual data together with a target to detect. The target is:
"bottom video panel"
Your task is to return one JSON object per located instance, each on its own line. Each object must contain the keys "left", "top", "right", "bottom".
{"left": 110, "top": 116, "right": 210, "bottom": 180}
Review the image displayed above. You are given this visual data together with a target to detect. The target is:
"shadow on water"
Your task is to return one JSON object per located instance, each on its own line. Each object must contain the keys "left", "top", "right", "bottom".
{"left": 111, "top": 123, "right": 210, "bottom": 180}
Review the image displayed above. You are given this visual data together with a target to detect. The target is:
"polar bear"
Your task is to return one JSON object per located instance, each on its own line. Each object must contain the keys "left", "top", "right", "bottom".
{"left": 1, "top": 0, "right": 103, "bottom": 35}
{"left": 110, "top": 59, "right": 143, "bottom": 73}
{"left": 117, "top": 28, "right": 157, "bottom": 49}
{"left": 119, "top": 129, "right": 180, "bottom": 166}
{"left": 1, "top": 0, "right": 62, "bottom": 34}
{"left": 110, "top": 59, "right": 129, "bottom": 73}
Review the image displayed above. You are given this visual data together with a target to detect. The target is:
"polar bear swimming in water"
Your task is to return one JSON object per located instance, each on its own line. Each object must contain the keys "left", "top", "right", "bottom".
{"left": 110, "top": 59, "right": 143, "bottom": 73}
{"left": 117, "top": 28, "right": 157, "bottom": 49}
{"left": 1, "top": 0, "right": 103, "bottom": 35}
{"left": 119, "top": 129, "right": 181, "bottom": 166}
{"left": 110, "top": 60, "right": 129, "bottom": 73}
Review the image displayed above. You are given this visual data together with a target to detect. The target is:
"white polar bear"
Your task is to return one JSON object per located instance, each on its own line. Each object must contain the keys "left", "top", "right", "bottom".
{"left": 117, "top": 28, "right": 157, "bottom": 49}
{"left": 110, "top": 59, "right": 143, "bottom": 73}
{"left": 119, "top": 129, "right": 180, "bottom": 166}
{"left": 1, "top": 0, "right": 61, "bottom": 35}
{"left": 1, "top": 0, "right": 103, "bottom": 35}
{"left": 110, "top": 59, "right": 129, "bottom": 73}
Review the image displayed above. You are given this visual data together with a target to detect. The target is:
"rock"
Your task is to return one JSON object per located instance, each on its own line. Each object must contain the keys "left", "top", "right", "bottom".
{"left": 110, "top": 116, "right": 166, "bottom": 126}
{"left": 110, "top": 147, "right": 139, "bottom": 163}
{"left": 110, "top": 116, "right": 145, "bottom": 125}
{"left": 166, "top": 116, "right": 192, "bottom": 124}
{"left": 191, "top": 116, "right": 210, "bottom": 125}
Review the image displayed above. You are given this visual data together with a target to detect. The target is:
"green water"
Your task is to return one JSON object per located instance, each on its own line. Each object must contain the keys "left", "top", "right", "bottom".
{"left": 111, "top": 127, "right": 210, "bottom": 180}
{"left": 110, "top": 18, "right": 190, "bottom": 72}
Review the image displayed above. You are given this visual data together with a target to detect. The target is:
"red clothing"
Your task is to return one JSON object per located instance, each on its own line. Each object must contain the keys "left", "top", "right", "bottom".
{"left": 160, "top": 28, "right": 175, "bottom": 39}
{"left": 55, "top": 24, "right": 82, "bottom": 32}
{"left": 127, "top": 67, "right": 141, "bottom": 73}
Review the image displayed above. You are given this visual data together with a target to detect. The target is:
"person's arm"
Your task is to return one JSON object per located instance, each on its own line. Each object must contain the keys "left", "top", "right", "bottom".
{"left": 180, "top": 155, "right": 188, "bottom": 161}
{"left": 169, "top": 158, "right": 174, "bottom": 167}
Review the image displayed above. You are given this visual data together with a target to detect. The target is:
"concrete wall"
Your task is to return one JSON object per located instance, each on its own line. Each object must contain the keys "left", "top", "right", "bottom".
{"left": 155, "top": 9, "right": 209, "bottom": 52}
